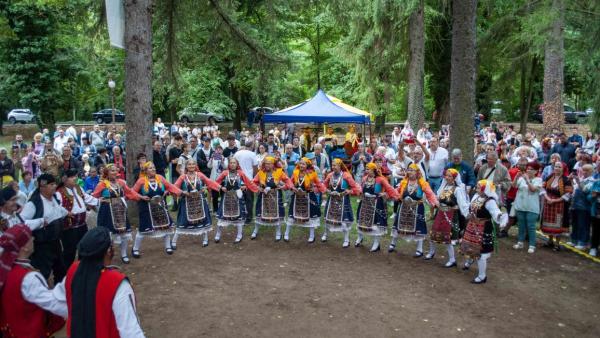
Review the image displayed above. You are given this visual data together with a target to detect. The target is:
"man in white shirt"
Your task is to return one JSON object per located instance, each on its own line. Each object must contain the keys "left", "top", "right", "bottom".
{"left": 0, "top": 224, "right": 67, "bottom": 338}
{"left": 1, "top": 186, "right": 44, "bottom": 233}
{"left": 391, "top": 126, "right": 402, "bottom": 145}
{"left": 233, "top": 140, "right": 259, "bottom": 223}
{"left": 56, "top": 169, "right": 99, "bottom": 267}
{"left": 53, "top": 128, "right": 69, "bottom": 153}
{"left": 427, "top": 137, "right": 449, "bottom": 193}
{"left": 20, "top": 174, "right": 69, "bottom": 283}
{"left": 56, "top": 227, "right": 146, "bottom": 338}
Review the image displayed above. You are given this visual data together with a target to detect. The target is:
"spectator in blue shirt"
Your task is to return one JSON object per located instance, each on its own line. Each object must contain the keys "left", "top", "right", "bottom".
{"left": 445, "top": 148, "right": 476, "bottom": 194}
{"left": 83, "top": 167, "right": 100, "bottom": 193}
{"left": 281, "top": 143, "right": 300, "bottom": 177}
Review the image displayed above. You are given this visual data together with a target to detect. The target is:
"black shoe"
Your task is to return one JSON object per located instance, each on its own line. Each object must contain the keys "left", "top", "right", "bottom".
{"left": 171, "top": 244, "right": 177, "bottom": 251}
{"left": 413, "top": 251, "right": 423, "bottom": 258}
{"left": 444, "top": 261, "right": 457, "bottom": 268}
{"left": 497, "top": 231, "right": 508, "bottom": 238}
{"left": 388, "top": 245, "right": 396, "bottom": 253}
{"left": 355, "top": 239, "right": 363, "bottom": 247}
{"left": 308, "top": 237, "right": 315, "bottom": 244}
{"left": 370, "top": 245, "right": 380, "bottom": 253}
{"left": 202, "top": 242, "right": 209, "bottom": 247}
{"left": 471, "top": 276, "right": 487, "bottom": 284}
{"left": 462, "top": 264, "right": 470, "bottom": 271}
{"left": 131, "top": 249, "right": 141, "bottom": 259}
{"left": 121, "top": 256, "right": 130, "bottom": 264}
{"left": 214, "top": 238, "right": 220, "bottom": 243}
{"left": 165, "top": 248, "right": 174, "bottom": 255}
{"left": 424, "top": 253, "right": 435, "bottom": 260}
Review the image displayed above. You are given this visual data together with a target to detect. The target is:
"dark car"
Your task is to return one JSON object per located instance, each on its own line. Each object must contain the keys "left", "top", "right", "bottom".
{"left": 93, "top": 109, "right": 125, "bottom": 124}
{"left": 530, "top": 104, "right": 578, "bottom": 124}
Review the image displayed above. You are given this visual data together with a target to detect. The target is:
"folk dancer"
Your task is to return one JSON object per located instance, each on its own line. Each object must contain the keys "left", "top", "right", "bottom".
{"left": 0, "top": 186, "right": 45, "bottom": 232}
{"left": 428, "top": 168, "right": 469, "bottom": 267}
{"left": 20, "top": 173, "right": 69, "bottom": 283}
{"left": 0, "top": 224, "right": 67, "bottom": 338}
{"left": 322, "top": 158, "right": 361, "bottom": 248}
{"left": 91, "top": 164, "right": 145, "bottom": 264}
{"left": 356, "top": 162, "right": 399, "bottom": 252}
{"left": 252, "top": 156, "right": 292, "bottom": 241}
{"left": 172, "top": 159, "right": 220, "bottom": 247}
{"left": 56, "top": 168, "right": 99, "bottom": 269}
{"left": 215, "top": 158, "right": 258, "bottom": 244}
{"left": 390, "top": 163, "right": 439, "bottom": 256}
{"left": 59, "top": 227, "right": 145, "bottom": 337}
{"left": 131, "top": 162, "right": 182, "bottom": 257}
{"left": 460, "top": 180, "right": 508, "bottom": 284}
{"left": 540, "top": 162, "right": 572, "bottom": 251}
{"left": 285, "top": 158, "right": 326, "bottom": 243}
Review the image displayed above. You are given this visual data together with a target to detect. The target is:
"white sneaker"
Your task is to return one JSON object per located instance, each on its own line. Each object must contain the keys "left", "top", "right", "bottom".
{"left": 590, "top": 248, "right": 598, "bottom": 257}
{"left": 527, "top": 246, "right": 535, "bottom": 254}
{"left": 575, "top": 245, "right": 585, "bottom": 250}
{"left": 513, "top": 242, "right": 524, "bottom": 250}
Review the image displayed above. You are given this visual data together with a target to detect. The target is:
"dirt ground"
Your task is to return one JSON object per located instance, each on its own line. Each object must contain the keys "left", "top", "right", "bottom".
{"left": 111, "top": 226, "right": 600, "bottom": 338}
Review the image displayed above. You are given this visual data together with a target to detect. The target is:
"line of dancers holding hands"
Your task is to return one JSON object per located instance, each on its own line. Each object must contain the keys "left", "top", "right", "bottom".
{"left": 93, "top": 155, "right": 507, "bottom": 284}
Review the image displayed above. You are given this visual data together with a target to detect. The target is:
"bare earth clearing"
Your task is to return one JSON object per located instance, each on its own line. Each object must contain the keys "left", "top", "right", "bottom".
{"left": 112, "top": 227, "right": 600, "bottom": 338}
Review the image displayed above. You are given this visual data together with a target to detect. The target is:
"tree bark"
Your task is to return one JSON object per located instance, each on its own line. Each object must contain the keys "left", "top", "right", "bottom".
{"left": 519, "top": 55, "right": 537, "bottom": 133}
{"left": 449, "top": 0, "right": 477, "bottom": 164}
{"left": 542, "top": 0, "right": 564, "bottom": 132}
{"left": 407, "top": 0, "right": 425, "bottom": 130}
{"left": 124, "top": 0, "right": 153, "bottom": 186}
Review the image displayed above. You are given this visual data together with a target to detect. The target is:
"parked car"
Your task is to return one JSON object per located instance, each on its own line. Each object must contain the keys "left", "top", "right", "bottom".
{"left": 250, "top": 107, "right": 276, "bottom": 123}
{"left": 6, "top": 109, "right": 36, "bottom": 124}
{"left": 586, "top": 107, "right": 595, "bottom": 115}
{"left": 92, "top": 109, "right": 125, "bottom": 124}
{"left": 530, "top": 104, "right": 578, "bottom": 124}
{"left": 490, "top": 101, "right": 503, "bottom": 115}
{"left": 177, "top": 107, "right": 225, "bottom": 123}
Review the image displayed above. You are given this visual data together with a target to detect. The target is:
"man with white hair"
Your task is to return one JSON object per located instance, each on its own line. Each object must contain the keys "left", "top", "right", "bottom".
{"left": 53, "top": 128, "right": 69, "bottom": 153}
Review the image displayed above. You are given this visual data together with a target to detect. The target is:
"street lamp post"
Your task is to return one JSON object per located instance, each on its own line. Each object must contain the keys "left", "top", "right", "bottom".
{"left": 108, "top": 79, "right": 116, "bottom": 124}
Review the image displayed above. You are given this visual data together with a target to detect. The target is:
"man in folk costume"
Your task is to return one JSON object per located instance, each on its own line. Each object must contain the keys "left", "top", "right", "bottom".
{"left": 0, "top": 186, "right": 45, "bottom": 233}
{"left": 476, "top": 151, "right": 511, "bottom": 204}
{"left": 20, "top": 173, "right": 69, "bottom": 284}
{"left": 252, "top": 156, "right": 293, "bottom": 241}
{"left": 58, "top": 226, "right": 145, "bottom": 337}
{"left": 322, "top": 158, "right": 362, "bottom": 247}
{"left": 0, "top": 224, "right": 67, "bottom": 338}
{"left": 461, "top": 180, "right": 508, "bottom": 284}
{"left": 355, "top": 162, "right": 399, "bottom": 252}
{"left": 56, "top": 168, "right": 99, "bottom": 269}
{"left": 284, "top": 157, "right": 326, "bottom": 243}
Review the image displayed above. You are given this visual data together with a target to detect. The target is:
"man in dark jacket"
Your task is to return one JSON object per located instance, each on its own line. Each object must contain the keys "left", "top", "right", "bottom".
{"left": 59, "top": 146, "right": 83, "bottom": 178}
{"left": 152, "top": 140, "right": 168, "bottom": 177}
{"left": 196, "top": 136, "right": 213, "bottom": 178}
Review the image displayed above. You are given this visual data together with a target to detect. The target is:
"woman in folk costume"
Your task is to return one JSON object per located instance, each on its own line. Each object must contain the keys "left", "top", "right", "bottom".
{"left": 390, "top": 163, "right": 439, "bottom": 256}
{"left": 355, "top": 162, "right": 399, "bottom": 252}
{"left": 252, "top": 156, "right": 292, "bottom": 241}
{"left": 428, "top": 168, "right": 469, "bottom": 267}
{"left": 540, "top": 161, "right": 572, "bottom": 251}
{"left": 460, "top": 180, "right": 508, "bottom": 284}
{"left": 172, "top": 159, "right": 220, "bottom": 247}
{"left": 215, "top": 158, "right": 258, "bottom": 244}
{"left": 91, "top": 164, "right": 146, "bottom": 264}
{"left": 284, "top": 157, "right": 326, "bottom": 243}
{"left": 322, "top": 158, "right": 361, "bottom": 247}
{"left": 131, "top": 161, "right": 182, "bottom": 258}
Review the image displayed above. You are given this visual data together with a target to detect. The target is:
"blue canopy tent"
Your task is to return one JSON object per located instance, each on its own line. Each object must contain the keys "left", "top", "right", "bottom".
{"left": 263, "top": 89, "right": 371, "bottom": 124}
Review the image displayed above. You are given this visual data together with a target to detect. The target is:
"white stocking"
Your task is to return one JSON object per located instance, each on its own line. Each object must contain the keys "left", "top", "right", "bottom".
{"left": 284, "top": 223, "right": 291, "bottom": 238}
{"left": 133, "top": 232, "right": 144, "bottom": 251}
{"left": 215, "top": 227, "right": 222, "bottom": 241}
{"left": 203, "top": 233, "right": 209, "bottom": 245}
{"left": 253, "top": 224, "right": 259, "bottom": 235}
{"left": 309, "top": 228, "right": 315, "bottom": 241}
{"left": 477, "top": 253, "right": 490, "bottom": 280}
{"left": 343, "top": 230, "right": 349, "bottom": 244}
{"left": 275, "top": 224, "right": 281, "bottom": 238}
{"left": 428, "top": 240, "right": 436, "bottom": 256}
{"left": 236, "top": 225, "right": 243, "bottom": 240}
{"left": 321, "top": 228, "right": 328, "bottom": 241}
{"left": 371, "top": 237, "right": 380, "bottom": 251}
{"left": 164, "top": 234, "right": 172, "bottom": 249}
{"left": 416, "top": 239, "right": 424, "bottom": 253}
{"left": 447, "top": 244, "right": 455, "bottom": 263}
{"left": 119, "top": 235, "right": 128, "bottom": 257}
{"left": 171, "top": 233, "right": 179, "bottom": 246}
{"left": 389, "top": 234, "right": 398, "bottom": 248}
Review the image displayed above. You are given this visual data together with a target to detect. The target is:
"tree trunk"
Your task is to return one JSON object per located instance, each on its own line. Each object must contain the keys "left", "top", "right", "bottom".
{"left": 542, "top": 0, "right": 564, "bottom": 132}
{"left": 519, "top": 55, "right": 537, "bottom": 133}
{"left": 519, "top": 59, "right": 528, "bottom": 133}
{"left": 124, "top": 0, "right": 153, "bottom": 186}
{"left": 449, "top": 0, "right": 477, "bottom": 164}
{"left": 407, "top": 0, "right": 425, "bottom": 130}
